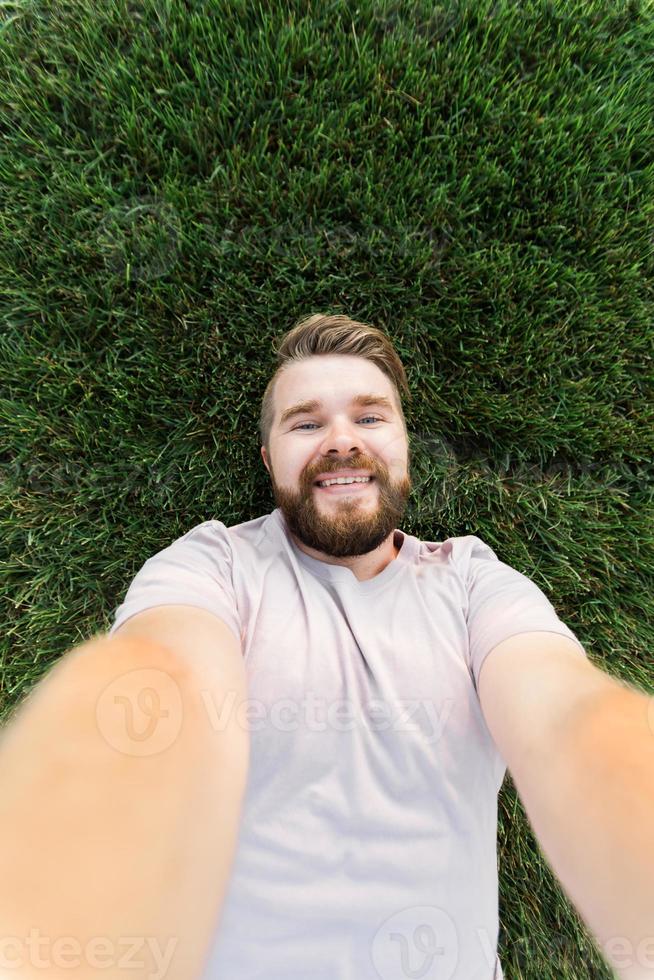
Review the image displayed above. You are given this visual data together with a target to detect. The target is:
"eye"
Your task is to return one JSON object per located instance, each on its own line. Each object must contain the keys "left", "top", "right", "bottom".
{"left": 294, "top": 416, "right": 382, "bottom": 431}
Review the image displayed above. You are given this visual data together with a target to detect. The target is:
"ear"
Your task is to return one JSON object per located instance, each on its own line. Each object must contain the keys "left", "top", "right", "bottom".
{"left": 260, "top": 446, "right": 270, "bottom": 473}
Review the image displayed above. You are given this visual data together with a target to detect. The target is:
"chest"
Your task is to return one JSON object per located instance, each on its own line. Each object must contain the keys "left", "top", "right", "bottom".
{"left": 235, "top": 566, "right": 486, "bottom": 801}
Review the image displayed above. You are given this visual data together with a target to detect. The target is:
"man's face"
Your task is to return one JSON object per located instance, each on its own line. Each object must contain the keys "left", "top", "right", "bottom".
{"left": 260, "top": 354, "right": 412, "bottom": 559}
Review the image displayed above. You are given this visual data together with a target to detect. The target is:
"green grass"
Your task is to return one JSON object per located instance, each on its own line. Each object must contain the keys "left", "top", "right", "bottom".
{"left": 1, "top": 0, "right": 653, "bottom": 975}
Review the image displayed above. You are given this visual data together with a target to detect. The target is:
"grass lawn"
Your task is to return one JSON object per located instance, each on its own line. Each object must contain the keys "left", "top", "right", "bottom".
{"left": 1, "top": 0, "right": 653, "bottom": 976}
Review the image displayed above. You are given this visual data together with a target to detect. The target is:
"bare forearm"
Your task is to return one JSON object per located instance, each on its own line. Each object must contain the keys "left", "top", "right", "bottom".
{"left": 0, "top": 633, "right": 250, "bottom": 980}
{"left": 512, "top": 678, "right": 654, "bottom": 980}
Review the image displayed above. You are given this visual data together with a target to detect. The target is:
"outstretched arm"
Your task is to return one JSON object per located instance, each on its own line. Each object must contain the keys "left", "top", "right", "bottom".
{"left": 515, "top": 679, "right": 654, "bottom": 980}
{"left": 478, "top": 632, "right": 654, "bottom": 979}
{"left": 0, "top": 626, "right": 250, "bottom": 980}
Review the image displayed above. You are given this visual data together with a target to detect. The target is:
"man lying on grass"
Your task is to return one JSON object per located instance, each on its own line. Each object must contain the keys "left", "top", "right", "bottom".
{"left": 1, "top": 313, "right": 652, "bottom": 980}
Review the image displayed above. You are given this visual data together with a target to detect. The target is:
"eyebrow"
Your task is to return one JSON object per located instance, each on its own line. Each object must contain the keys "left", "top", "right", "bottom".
{"left": 279, "top": 393, "right": 395, "bottom": 427}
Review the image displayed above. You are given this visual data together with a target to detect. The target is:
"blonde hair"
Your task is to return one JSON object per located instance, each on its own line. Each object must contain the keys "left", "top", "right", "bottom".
{"left": 259, "top": 313, "right": 412, "bottom": 453}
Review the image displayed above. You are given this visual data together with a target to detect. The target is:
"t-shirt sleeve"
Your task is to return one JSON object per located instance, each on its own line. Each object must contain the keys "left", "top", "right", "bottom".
{"left": 457, "top": 535, "right": 587, "bottom": 694}
{"left": 107, "top": 520, "right": 242, "bottom": 647}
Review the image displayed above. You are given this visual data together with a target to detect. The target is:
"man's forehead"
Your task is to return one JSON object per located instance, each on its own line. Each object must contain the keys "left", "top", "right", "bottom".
{"left": 276, "top": 357, "right": 392, "bottom": 400}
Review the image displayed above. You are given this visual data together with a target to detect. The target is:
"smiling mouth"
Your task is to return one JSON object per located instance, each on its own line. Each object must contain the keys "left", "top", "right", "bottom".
{"left": 314, "top": 477, "right": 376, "bottom": 491}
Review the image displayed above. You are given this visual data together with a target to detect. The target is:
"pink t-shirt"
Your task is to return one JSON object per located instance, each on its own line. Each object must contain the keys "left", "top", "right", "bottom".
{"left": 109, "top": 507, "right": 586, "bottom": 980}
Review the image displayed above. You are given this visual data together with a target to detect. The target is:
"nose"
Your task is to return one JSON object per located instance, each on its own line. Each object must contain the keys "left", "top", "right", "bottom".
{"left": 319, "top": 425, "right": 365, "bottom": 457}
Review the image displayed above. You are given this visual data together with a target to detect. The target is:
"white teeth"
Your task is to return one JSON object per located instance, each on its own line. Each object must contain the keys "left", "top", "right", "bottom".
{"left": 317, "top": 476, "right": 371, "bottom": 487}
